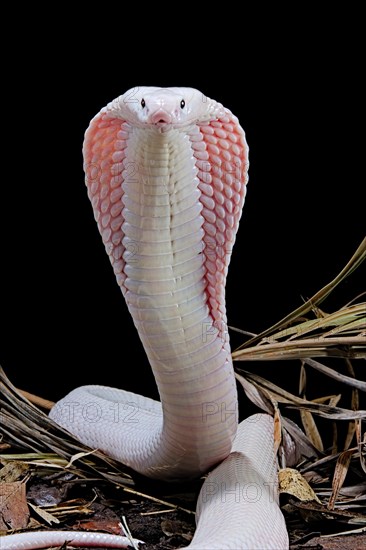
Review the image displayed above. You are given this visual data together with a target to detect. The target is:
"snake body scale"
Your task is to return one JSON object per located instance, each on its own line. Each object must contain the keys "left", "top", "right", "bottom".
{"left": 1, "top": 87, "right": 289, "bottom": 549}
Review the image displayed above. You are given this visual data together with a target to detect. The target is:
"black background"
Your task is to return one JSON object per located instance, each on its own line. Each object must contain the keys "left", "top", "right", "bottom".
{"left": 1, "top": 15, "right": 364, "bottom": 423}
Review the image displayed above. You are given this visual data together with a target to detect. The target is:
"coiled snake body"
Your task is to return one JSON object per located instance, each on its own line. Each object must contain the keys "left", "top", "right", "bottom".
{"left": 2, "top": 88, "right": 289, "bottom": 549}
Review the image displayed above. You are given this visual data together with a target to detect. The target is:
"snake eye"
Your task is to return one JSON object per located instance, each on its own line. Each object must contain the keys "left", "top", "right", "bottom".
{"left": 180, "top": 99, "right": 185, "bottom": 109}
{"left": 141, "top": 98, "right": 146, "bottom": 108}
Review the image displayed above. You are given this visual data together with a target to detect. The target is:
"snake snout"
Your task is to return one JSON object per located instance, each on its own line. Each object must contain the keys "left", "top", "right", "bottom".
{"left": 149, "top": 108, "right": 172, "bottom": 125}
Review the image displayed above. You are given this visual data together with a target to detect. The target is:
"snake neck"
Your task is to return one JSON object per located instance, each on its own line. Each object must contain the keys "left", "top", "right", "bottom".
{"left": 120, "top": 126, "right": 238, "bottom": 477}
{"left": 51, "top": 119, "right": 241, "bottom": 481}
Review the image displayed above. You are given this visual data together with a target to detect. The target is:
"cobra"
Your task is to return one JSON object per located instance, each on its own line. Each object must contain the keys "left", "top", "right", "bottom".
{"left": 1, "top": 87, "right": 289, "bottom": 549}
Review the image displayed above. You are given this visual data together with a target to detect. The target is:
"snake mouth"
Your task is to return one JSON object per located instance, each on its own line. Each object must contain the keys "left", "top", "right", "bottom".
{"left": 140, "top": 120, "right": 176, "bottom": 134}
{"left": 149, "top": 108, "right": 172, "bottom": 124}
{"left": 146, "top": 109, "right": 175, "bottom": 132}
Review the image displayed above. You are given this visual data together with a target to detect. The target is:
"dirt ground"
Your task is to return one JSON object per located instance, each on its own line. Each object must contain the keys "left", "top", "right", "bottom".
{"left": 3, "top": 470, "right": 364, "bottom": 550}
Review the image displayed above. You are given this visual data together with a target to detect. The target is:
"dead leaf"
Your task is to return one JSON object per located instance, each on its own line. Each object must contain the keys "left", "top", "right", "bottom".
{"left": 28, "top": 502, "right": 60, "bottom": 525}
{"left": 290, "top": 498, "right": 366, "bottom": 526}
{"left": 273, "top": 406, "right": 281, "bottom": 455}
{"left": 76, "top": 519, "right": 122, "bottom": 534}
{"left": 358, "top": 426, "right": 366, "bottom": 474}
{"left": 236, "top": 369, "right": 366, "bottom": 420}
{"left": 300, "top": 409, "right": 324, "bottom": 452}
{"left": 0, "top": 460, "right": 29, "bottom": 483}
{"left": 234, "top": 372, "right": 274, "bottom": 414}
{"left": 48, "top": 499, "right": 95, "bottom": 518}
{"left": 298, "top": 365, "right": 324, "bottom": 452}
{"left": 321, "top": 526, "right": 366, "bottom": 537}
{"left": 0, "top": 482, "right": 29, "bottom": 530}
{"left": 328, "top": 449, "right": 354, "bottom": 510}
{"left": 302, "top": 470, "right": 329, "bottom": 484}
{"left": 279, "top": 468, "right": 321, "bottom": 504}
{"left": 161, "top": 519, "right": 192, "bottom": 542}
{"left": 65, "top": 450, "right": 98, "bottom": 468}
{"left": 299, "top": 363, "right": 306, "bottom": 395}
{"left": 281, "top": 417, "right": 319, "bottom": 460}
{"left": 344, "top": 415, "right": 358, "bottom": 452}
{"left": 346, "top": 360, "right": 360, "bottom": 451}
{"left": 304, "top": 358, "right": 366, "bottom": 392}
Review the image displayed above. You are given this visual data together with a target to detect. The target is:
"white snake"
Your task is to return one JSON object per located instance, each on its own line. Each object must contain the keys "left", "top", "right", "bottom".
{"left": 2, "top": 88, "right": 289, "bottom": 549}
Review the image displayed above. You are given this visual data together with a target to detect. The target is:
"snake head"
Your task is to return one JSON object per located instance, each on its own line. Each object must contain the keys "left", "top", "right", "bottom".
{"left": 106, "top": 86, "right": 227, "bottom": 130}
